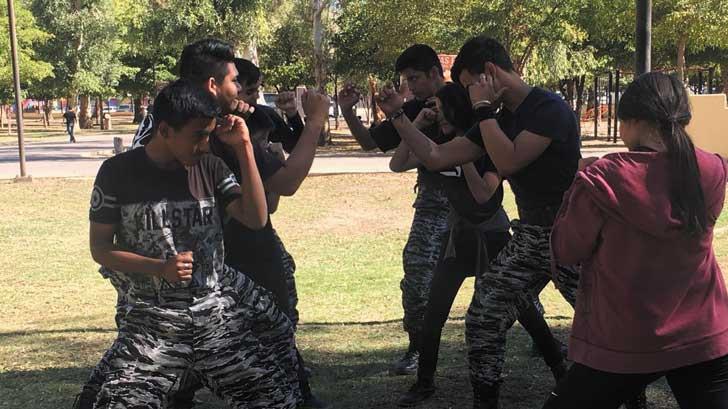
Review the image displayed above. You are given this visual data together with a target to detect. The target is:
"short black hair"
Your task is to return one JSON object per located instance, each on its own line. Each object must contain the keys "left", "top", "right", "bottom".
{"left": 395, "top": 44, "right": 443, "bottom": 77}
{"left": 436, "top": 83, "right": 474, "bottom": 133}
{"left": 178, "top": 38, "right": 236, "bottom": 84}
{"left": 234, "top": 58, "right": 261, "bottom": 86}
{"left": 152, "top": 79, "right": 221, "bottom": 134}
{"left": 452, "top": 36, "right": 514, "bottom": 85}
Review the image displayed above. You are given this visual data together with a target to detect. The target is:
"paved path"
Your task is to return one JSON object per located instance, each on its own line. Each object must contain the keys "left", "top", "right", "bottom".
{"left": 0, "top": 134, "right": 626, "bottom": 180}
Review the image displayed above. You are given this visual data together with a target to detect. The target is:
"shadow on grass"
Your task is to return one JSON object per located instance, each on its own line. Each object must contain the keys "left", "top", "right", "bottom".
{"left": 0, "top": 322, "right": 680, "bottom": 409}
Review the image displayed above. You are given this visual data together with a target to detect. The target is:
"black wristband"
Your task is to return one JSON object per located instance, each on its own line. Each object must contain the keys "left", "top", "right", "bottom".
{"left": 388, "top": 108, "right": 405, "bottom": 121}
{"left": 475, "top": 106, "right": 497, "bottom": 122}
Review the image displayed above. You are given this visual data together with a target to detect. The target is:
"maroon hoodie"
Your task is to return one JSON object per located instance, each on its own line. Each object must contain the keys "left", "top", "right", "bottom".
{"left": 551, "top": 147, "right": 728, "bottom": 374}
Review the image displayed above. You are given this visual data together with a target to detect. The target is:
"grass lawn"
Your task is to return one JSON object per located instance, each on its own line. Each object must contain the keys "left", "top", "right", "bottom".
{"left": 2, "top": 174, "right": 727, "bottom": 409}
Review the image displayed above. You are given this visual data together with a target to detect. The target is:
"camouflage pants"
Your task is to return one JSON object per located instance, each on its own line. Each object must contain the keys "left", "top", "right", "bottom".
{"left": 401, "top": 187, "right": 451, "bottom": 334}
{"left": 466, "top": 220, "right": 580, "bottom": 387}
{"left": 90, "top": 269, "right": 300, "bottom": 409}
{"left": 272, "top": 229, "right": 300, "bottom": 331}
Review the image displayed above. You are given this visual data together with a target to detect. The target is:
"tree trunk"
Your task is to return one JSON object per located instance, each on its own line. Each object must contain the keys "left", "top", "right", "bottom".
{"left": 575, "top": 75, "right": 586, "bottom": 135}
{"left": 721, "top": 62, "right": 728, "bottom": 95}
{"left": 99, "top": 97, "right": 105, "bottom": 130}
{"left": 0, "top": 104, "right": 4, "bottom": 129}
{"left": 334, "top": 77, "right": 339, "bottom": 130}
{"left": 312, "top": 0, "right": 327, "bottom": 92}
{"left": 42, "top": 100, "right": 52, "bottom": 128}
{"left": 312, "top": 0, "right": 329, "bottom": 145}
{"left": 677, "top": 35, "right": 688, "bottom": 83}
{"left": 95, "top": 96, "right": 102, "bottom": 126}
{"left": 79, "top": 95, "right": 92, "bottom": 129}
{"left": 133, "top": 95, "right": 144, "bottom": 123}
{"left": 242, "top": 39, "right": 259, "bottom": 66}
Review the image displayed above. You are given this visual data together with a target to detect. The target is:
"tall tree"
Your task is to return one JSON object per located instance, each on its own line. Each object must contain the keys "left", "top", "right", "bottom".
{"left": 653, "top": 0, "right": 728, "bottom": 82}
{"left": 0, "top": 1, "right": 53, "bottom": 104}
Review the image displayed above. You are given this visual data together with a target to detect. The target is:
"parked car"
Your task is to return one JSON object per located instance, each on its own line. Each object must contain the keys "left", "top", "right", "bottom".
{"left": 117, "top": 104, "right": 133, "bottom": 112}
{"left": 261, "top": 93, "right": 278, "bottom": 108}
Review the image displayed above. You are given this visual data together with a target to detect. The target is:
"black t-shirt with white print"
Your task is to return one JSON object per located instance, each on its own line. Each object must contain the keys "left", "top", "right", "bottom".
{"left": 442, "top": 153, "right": 504, "bottom": 225}
{"left": 465, "top": 87, "right": 581, "bottom": 217}
{"left": 89, "top": 148, "right": 241, "bottom": 298}
{"left": 129, "top": 114, "right": 288, "bottom": 268}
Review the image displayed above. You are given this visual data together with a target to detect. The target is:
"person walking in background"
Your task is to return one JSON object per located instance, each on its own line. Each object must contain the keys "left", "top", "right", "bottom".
{"left": 63, "top": 107, "right": 76, "bottom": 143}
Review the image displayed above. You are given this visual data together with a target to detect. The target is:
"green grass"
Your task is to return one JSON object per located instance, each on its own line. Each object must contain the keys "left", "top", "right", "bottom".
{"left": 2, "top": 175, "right": 725, "bottom": 408}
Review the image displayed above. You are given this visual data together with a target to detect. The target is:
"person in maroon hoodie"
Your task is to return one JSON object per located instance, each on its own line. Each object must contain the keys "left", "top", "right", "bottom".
{"left": 545, "top": 72, "right": 728, "bottom": 409}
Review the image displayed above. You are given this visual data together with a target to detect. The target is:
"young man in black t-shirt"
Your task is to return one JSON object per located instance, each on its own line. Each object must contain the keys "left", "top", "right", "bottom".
{"left": 113, "top": 44, "right": 329, "bottom": 409}
{"left": 208, "top": 57, "right": 331, "bottom": 409}
{"left": 76, "top": 39, "right": 321, "bottom": 409}
{"left": 388, "top": 83, "right": 563, "bottom": 407}
{"left": 375, "top": 37, "right": 582, "bottom": 408}
{"left": 63, "top": 108, "right": 77, "bottom": 143}
{"left": 87, "top": 80, "right": 298, "bottom": 409}
{"left": 338, "top": 44, "right": 452, "bottom": 375}
{"left": 233, "top": 58, "right": 306, "bottom": 330}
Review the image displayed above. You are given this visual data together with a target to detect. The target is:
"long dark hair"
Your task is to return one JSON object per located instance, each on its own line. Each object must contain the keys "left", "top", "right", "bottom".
{"left": 617, "top": 72, "right": 710, "bottom": 235}
{"left": 436, "top": 82, "right": 474, "bottom": 133}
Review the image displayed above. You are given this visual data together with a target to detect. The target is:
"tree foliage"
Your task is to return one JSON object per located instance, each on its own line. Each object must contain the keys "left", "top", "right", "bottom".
{"left": 0, "top": 0, "right": 53, "bottom": 102}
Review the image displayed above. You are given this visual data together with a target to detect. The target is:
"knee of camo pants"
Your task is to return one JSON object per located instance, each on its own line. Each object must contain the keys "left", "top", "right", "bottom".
{"left": 401, "top": 204, "right": 450, "bottom": 333}
{"left": 553, "top": 264, "right": 580, "bottom": 308}
{"left": 193, "top": 289, "right": 299, "bottom": 409}
{"left": 226, "top": 269, "right": 302, "bottom": 404}
{"left": 465, "top": 232, "right": 553, "bottom": 387}
{"left": 465, "top": 277, "right": 521, "bottom": 387}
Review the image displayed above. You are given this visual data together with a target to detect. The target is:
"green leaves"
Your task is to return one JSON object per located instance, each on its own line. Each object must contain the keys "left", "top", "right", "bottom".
{"left": 0, "top": 0, "right": 53, "bottom": 103}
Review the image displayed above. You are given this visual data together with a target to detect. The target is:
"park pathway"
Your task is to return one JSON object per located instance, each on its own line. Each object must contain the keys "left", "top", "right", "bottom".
{"left": 0, "top": 134, "right": 626, "bottom": 180}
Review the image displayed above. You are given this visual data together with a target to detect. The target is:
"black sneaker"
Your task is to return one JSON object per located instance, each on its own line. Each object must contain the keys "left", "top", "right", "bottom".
{"left": 390, "top": 351, "right": 419, "bottom": 376}
{"left": 299, "top": 393, "right": 331, "bottom": 409}
{"left": 397, "top": 378, "right": 436, "bottom": 407}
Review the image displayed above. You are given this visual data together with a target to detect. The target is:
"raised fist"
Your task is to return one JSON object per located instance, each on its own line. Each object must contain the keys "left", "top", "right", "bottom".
{"left": 216, "top": 115, "right": 251, "bottom": 148}
{"left": 338, "top": 82, "right": 361, "bottom": 112}
{"left": 302, "top": 90, "right": 331, "bottom": 125}
{"left": 231, "top": 99, "right": 255, "bottom": 119}
{"left": 275, "top": 91, "right": 298, "bottom": 117}
{"left": 375, "top": 82, "right": 404, "bottom": 117}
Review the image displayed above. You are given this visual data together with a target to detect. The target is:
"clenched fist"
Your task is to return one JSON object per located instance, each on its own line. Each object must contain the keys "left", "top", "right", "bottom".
{"left": 160, "top": 251, "right": 194, "bottom": 283}
{"left": 338, "top": 82, "right": 361, "bottom": 112}
{"left": 275, "top": 91, "right": 298, "bottom": 117}
{"left": 216, "top": 115, "right": 252, "bottom": 149}
{"left": 302, "top": 90, "right": 330, "bottom": 125}
{"left": 375, "top": 82, "right": 404, "bottom": 117}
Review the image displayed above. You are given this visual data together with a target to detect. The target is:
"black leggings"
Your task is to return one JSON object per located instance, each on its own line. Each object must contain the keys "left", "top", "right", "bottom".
{"left": 417, "top": 229, "right": 564, "bottom": 380}
{"left": 542, "top": 355, "right": 728, "bottom": 409}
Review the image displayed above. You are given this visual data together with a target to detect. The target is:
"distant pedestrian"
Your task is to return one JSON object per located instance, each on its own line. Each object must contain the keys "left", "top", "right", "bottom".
{"left": 63, "top": 108, "right": 77, "bottom": 143}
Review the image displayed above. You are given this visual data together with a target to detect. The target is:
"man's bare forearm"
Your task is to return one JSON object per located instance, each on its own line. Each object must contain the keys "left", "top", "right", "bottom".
{"left": 391, "top": 116, "right": 441, "bottom": 168}
{"left": 342, "top": 109, "right": 378, "bottom": 151}
{"left": 265, "top": 119, "right": 324, "bottom": 196}
{"left": 91, "top": 242, "right": 164, "bottom": 277}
